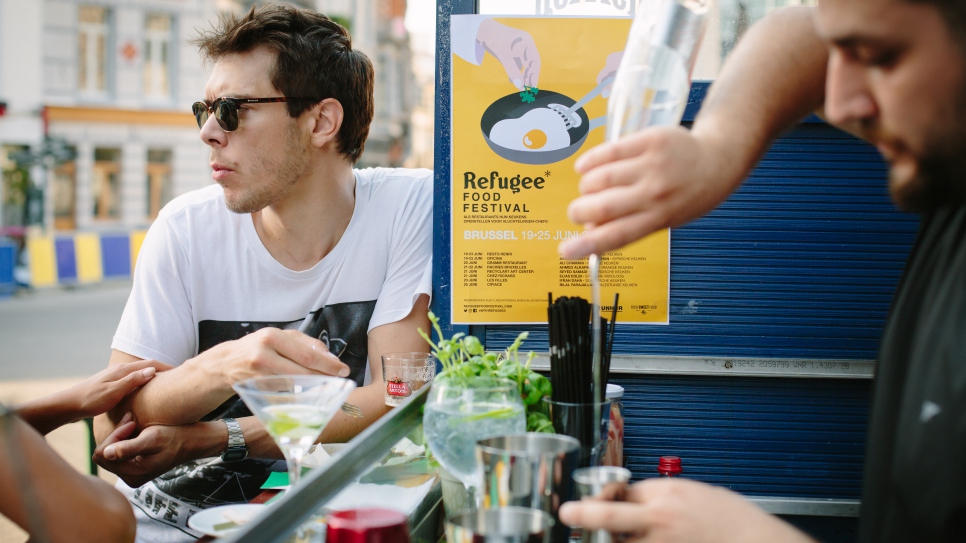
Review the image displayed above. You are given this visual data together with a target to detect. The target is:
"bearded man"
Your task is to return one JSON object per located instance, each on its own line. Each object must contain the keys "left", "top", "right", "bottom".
{"left": 558, "top": 1, "right": 966, "bottom": 542}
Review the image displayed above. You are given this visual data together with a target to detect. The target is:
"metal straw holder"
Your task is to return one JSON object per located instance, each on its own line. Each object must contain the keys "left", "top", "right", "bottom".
{"left": 572, "top": 466, "right": 632, "bottom": 543}
{"left": 445, "top": 506, "right": 554, "bottom": 543}
{"left": 542, "top": 398, "right": 611, "bottom": 469}
{"left": 477, "top": 434, "right": 581, "bottom": 543}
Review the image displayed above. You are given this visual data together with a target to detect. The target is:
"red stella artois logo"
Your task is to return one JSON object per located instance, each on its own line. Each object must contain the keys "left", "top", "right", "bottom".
{"left": 387, "top": 380, "right": 411, "bottom": 397}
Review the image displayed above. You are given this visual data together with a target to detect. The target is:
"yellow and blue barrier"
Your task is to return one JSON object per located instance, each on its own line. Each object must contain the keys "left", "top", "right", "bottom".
{"left": 0, "top": 239, "right": 15, "bottom": 295}
{"left": 26, "top": 231, "right": 147, "bottom": 288}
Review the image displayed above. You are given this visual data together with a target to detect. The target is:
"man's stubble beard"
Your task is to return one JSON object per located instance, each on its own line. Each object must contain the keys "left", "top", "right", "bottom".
{"left": 888, "top": 78, "right": 966, "bottom": 214}
{"left": 891, "top": 133, "right": 966, "bottom": 213}
{"left": 223, "top": 123, "right": 310, "bottom": 214}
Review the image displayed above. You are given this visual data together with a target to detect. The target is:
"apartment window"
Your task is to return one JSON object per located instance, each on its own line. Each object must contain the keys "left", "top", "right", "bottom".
{"left": 144, "top": 14, "right": 173, "bottom": 98}
{"left": 93, "top": 148, "right": 121, "bottom": 220}
{"left": 146, "top": 149, "right": 172, "bottom": 219}
{"left": 78, "top": 6, "right": 110, "bottom": 94}
{"left": 53, "top": 153, "right": 77, "bottom": 230}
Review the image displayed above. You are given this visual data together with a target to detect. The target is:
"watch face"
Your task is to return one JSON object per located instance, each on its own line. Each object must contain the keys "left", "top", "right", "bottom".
{"left": 222, "top": 448, "right": 248, "bottom": 462}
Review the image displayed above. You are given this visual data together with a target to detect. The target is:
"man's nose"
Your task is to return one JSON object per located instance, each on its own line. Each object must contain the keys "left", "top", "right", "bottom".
{"left": 824, "top": 53, "right": 877, "bottom": 125}
{"left": 199, "top": 112, "right": 227, "bottom": 147}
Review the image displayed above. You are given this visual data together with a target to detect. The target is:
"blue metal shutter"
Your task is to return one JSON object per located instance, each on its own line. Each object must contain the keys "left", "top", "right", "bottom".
{"left": 614, "top": 375, "right": 869, "bottom": 498}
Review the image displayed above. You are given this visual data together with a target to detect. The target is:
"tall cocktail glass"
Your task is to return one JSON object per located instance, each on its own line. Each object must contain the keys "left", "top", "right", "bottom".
{"left": 423, "top": 376, "right": 525, "bottom": 509}
{"left": 605, "top": 44, "right": 690, "bottom": 143}
{"left": 233, "top": 375, "right": 356, "bottom": 487}
{"left": 606, "top": 0, "right": 711, "bottom": 143}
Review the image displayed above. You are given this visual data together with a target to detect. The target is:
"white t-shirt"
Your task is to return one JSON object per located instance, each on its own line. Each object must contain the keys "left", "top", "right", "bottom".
{"left": 111, "top": 167, "right": 433, "bottom": 543}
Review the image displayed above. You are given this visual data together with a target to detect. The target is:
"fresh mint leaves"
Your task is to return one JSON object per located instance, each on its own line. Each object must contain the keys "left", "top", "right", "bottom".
{"left": 420, "top": 311, "right": 554, "bottom": 433}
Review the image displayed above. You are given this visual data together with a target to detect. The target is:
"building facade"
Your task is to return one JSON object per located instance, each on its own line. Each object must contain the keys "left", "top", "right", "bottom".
{"left": 0, "top": 0, "right": 415, "bottom": 235}
{"left": 317, "top": 0, "right": 415, "bottom": 168}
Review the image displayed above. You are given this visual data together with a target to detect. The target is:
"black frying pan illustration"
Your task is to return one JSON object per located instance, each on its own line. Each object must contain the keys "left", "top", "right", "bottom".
{"left": 480, "top": 79, "right": 611, "bottom": 165}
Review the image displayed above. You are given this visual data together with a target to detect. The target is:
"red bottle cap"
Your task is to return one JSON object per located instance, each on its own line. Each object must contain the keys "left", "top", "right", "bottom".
{"left": 326, "top": 508, "right": 410, "bottom": 543}
{"left": 657, "top": 456, "right": 682, "bottom": 476}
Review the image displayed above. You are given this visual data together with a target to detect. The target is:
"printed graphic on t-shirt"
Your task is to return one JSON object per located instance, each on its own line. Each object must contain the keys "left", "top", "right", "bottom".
{"left": 134, "top": 300, "right": 376, "bottom": 533}
{"left": 129, "top": 481, "right": 201, "bottom": 537}
{"left": 197, "top": 300, "right": 377, "bottom": 385}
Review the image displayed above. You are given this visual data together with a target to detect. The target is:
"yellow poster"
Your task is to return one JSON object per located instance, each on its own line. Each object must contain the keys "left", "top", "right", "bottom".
{"left": 451, "top": 16, "right": 669, "bottom": 324}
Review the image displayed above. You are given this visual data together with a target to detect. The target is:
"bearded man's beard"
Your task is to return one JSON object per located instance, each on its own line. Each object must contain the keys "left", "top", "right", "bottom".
{"left": 889, "top": 79, "right": 966, "bottom": 213}
{"left": 223, "top": 123, "right": 309, "bottom": 214}
{"left": 891, "top": 135, "right": 966, "bottom": 214}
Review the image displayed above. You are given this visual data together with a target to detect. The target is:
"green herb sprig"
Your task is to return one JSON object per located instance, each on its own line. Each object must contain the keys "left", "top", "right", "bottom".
{"left": 520, "top": 86, "right": 539, "bottom": 103}
{"left": 420, "top": 311, "right": 553, "bottom": 433}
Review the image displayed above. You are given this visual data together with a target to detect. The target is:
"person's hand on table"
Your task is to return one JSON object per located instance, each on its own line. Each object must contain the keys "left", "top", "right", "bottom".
{"left": 476, "top": 19, "right": 541, "bottom": 90}
{"left": 93, "top": 413, "right": 226, "bottom": 488}
{"left": 558, "top": 126, "right": 745, "bottom": 259}
{"left": 559, "top": 478, "right": 817, "bottom": 543}
{"left": 15, "top": 359, "right": 173, "bottom": 435}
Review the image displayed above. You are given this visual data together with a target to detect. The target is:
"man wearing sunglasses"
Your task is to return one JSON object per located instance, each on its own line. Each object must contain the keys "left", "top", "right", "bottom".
{"left": 91, "top": 5, "right": 432, "bottom": 542}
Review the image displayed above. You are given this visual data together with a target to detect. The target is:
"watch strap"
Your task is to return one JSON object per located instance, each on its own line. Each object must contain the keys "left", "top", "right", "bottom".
{"left": 221, "top": 417, "right": 248, "bottom": 461}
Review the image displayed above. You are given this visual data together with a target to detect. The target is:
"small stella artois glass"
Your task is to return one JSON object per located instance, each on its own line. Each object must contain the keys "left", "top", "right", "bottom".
{"left": 381, "top": 353, "right": 436, "bottom": 407}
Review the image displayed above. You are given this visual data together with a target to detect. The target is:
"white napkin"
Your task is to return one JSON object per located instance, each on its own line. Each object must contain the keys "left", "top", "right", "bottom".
{"left": 325, "top": 477, "right": 436, "bottom": 515}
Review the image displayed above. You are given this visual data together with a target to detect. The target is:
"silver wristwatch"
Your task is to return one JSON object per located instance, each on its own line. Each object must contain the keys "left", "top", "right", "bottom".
{"left": 220, "top": 417, "right": 248, "bottom": 462}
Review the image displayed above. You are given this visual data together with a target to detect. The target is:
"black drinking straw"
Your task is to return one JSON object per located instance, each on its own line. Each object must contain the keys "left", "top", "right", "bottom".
{"left": 547, "top": 293, "right": 557, "bottom": 402}
{"left": 560, "top": 300, "right": 567, "bottom": 402}
{"left": 605, "top": 293, "right": 619, "bottom": 395}
{"left": 560, "top": 297, "right": 574, "bottom": 402}
{"left": 550, "top": 295, "right": 570, "bottom": 402}
{"left": 567, "top": 297, "right": 578, "bottom": 403}
{"left": 571, "top": 298, "right": 579, "bottom": 402}
{"left": 577, "top": 298, "right": 589, "bottom": 403}
{"left": 588, "top": 304, "right": 594, "bottom": 403}
{"left": 558, "top": 300, "right": 568, "bottom": 402}
{"left": 574, "top": 297, "right": 585, "bottom": 402}
{"left": 596, "top": 315, "right": 608, "bottom": 403}
{"left": 551, "top": 297, "right": 560, "bottom": 401}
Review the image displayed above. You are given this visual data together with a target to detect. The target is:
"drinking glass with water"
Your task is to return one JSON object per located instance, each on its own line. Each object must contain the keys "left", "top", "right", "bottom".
{"left": 423, "top": 377, "right": 526, "bottom": 507}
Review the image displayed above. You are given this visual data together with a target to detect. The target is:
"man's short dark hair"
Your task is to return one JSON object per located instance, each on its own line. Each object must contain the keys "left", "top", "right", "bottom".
{"left": 910, "top": 0, "right": 966, "bottom": 54}
{"left": 193, "top": 4, "right": 374, "bottom": 163}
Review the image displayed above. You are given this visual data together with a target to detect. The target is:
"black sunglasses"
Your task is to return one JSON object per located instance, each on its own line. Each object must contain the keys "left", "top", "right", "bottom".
{"left": 191, "top": 96, "right": 318, "bottom": 132}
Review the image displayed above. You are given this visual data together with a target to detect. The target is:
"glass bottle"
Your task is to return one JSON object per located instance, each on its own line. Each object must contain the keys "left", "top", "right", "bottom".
{"left": 326, "top": 508, "right": 410, "bottom": 543}
{"left": 603, "top": 384, "right": 625, "bottom": 468}
{"left": 658, "top": 455, "right": 683, "bottom": 477}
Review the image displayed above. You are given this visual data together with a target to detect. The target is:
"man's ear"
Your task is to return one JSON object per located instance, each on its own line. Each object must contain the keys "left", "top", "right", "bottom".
{"left": 309, "top": 98, "right": 344, "bottom": 149}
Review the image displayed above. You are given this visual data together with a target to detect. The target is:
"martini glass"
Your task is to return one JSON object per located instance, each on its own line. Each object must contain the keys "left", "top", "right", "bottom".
{"left": 233, "top": 375, "right": 356, "bottom": 487}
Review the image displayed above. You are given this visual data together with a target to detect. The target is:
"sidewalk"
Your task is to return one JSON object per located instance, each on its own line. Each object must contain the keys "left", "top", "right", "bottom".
{"left": 0, "top": 281, "right": 131, "bottom": 380}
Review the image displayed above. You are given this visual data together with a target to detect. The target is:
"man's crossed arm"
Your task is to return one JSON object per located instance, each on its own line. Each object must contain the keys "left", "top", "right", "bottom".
{"left": 93, "top": 294, "right": 430, "bottom": 487}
